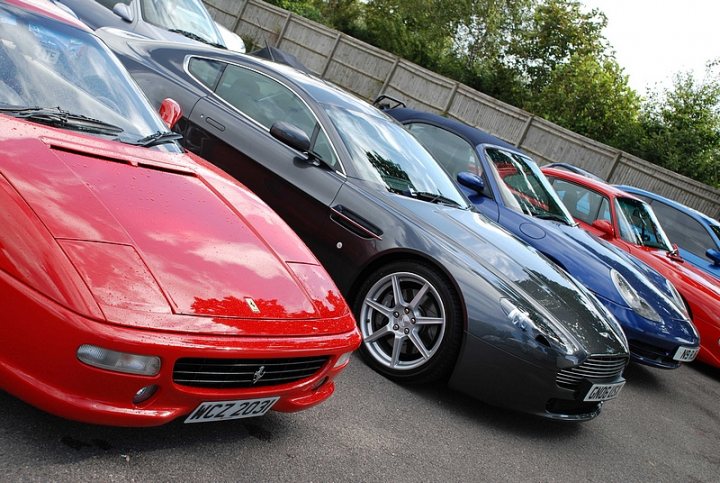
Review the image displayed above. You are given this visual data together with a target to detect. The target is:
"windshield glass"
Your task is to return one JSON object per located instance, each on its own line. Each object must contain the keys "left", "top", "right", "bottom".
{"left": 0, "top": 4, "right": 175, "bottom": 148}
{"left": 485, "top": 146, "right": 575, "bottom": 223}
{"left": 141, "top": 0, "right": 222, "bottom": 46}
{"left": 323, "top": 104, "right": 468, "bottom": 208}
{"left": 616, "top": 197, "right": 674, "bottom": 250}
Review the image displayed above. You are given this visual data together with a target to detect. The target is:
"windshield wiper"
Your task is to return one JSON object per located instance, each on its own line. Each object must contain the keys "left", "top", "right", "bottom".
{"left": 1, "top": 106, "right": 124, "bottom": 136}
{"left": 126, "top": 130, "right": 183, "bottom": 148}
{"left": 534, "top": 212, "right": 575, "bottom": 226}
{"left": 167, "top": 29, "right": 224, "bottom": 49}
{"left": 410, "top": 191, "right": 463, "bottom": 208}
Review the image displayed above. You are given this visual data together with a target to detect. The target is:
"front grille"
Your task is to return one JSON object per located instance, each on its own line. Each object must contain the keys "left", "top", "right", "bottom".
{"left": 629, "top": 340, "right": 676, "bottom": 365}
{"left": 556, "top": 354, "right": 628, "bottom": 390}
{"left": 173, "top": 356, "right": 329, "bottom": 389}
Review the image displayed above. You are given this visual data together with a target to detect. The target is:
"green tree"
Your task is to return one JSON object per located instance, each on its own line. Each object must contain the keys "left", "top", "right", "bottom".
{"left": 638, "top": 66, "right": 720, "bottom": 187}
{"left": 529, "top": 53, "right": 641, "bottom": 149}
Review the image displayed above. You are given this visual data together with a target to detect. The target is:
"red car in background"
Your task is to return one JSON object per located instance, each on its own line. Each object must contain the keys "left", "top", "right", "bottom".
{"left": 542, "top": 167, "right": 720, "bottom": 368}
{"left": 0, "top": 0, "right": 359, "bottom": 426}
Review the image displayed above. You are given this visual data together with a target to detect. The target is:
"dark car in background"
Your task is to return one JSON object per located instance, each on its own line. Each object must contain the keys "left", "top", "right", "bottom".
{"left": 616, "top": 185, "right": 720, "bottom": 282}
{"left": 96, "top": 33, "right": 632, "bottom": 420}
{"left": 54, "top": 0, "right": 241, "bottom": 50}
{"left": 386, "top": 107, "right": 699, "bottom": 369}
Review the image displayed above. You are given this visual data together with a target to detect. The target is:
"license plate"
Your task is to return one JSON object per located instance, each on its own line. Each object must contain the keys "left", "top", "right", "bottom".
{"left": 673, "top": 346, "right": 699, "bottom": 362}
{"left": 583, "top": 381, "right": 625, "bottom": 402}
{"left": 184, "top": 396, "right": 279, "bottom": 424}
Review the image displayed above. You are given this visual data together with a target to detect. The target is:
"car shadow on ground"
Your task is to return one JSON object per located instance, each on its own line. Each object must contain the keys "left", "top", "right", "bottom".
{"left": 0, "top": 389, "right": 289, "bottom": 464}
{"left": 622, "top": 361, "right": 666, "bottom": 391}
{"left": 688, "top": 361, "right": 720, "bottom": 382}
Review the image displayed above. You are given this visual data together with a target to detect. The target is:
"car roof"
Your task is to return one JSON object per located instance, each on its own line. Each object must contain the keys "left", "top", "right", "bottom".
{"left": 616, "top": 184, "right": 720, "bottom": 227}
{"left": 542, "top": 167, "right": 644, "bottom": 201}
{"left": 6, "top": 0, "right": 90, "bottom": 30}
{"left": 386, "top": 107, "right": 518, "bottom": 150}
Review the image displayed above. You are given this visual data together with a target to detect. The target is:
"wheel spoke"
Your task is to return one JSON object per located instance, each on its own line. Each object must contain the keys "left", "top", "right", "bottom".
{"left": 414, "top": 316, "right": 444, "bottom": 325}
{"left": 408, "top": 282, "right": 430, "bottom": 310}
{"left": 408, "top": 330, "right": 430, "bottom": 360}
{"left": 364, "top": 324, "right": 392, "bottom": 343}
{"left": 390, "top": 334, "right": 404, "bottom": 368}
{"left": 365, "top": 298, "right": 394, "bottom": 319}
{"left": 391, "top": 275, "right": 405, "bottom": 306}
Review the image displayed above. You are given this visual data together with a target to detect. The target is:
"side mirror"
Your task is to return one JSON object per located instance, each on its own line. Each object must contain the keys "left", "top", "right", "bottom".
{"left": 457, "top": 171, "right": 485, "bottom": 194}
{"left": 112, "top": 3, "right": 134, "bottom": 23}
{"left": 159, "top": 98, "right": 182, "bottom": 130}
{"left": 707, "top": 248, "right": 720, "bottom": 265}
{"left": 270, "top": 121, "right": 311, "bottom": 153}
{"left": 591, "top": 219, "right": 615, "bottom": 238}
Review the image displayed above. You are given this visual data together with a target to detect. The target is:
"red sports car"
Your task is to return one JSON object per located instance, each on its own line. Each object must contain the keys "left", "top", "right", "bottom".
{"left": 543, "top": 167, "right": 720, "bottom": 368}
{"left": 0, "top": 0, "right": 360, "bottom": 426}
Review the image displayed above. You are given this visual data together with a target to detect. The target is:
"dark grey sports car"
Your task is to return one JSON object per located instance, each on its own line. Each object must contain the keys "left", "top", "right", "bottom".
{"left": 98, "top": 31, "right": 630, "bottom": 420}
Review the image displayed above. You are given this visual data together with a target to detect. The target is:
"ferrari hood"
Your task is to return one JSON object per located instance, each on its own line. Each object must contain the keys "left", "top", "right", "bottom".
{"left": 0, "top": 120, "right": 341, "bottom": 329}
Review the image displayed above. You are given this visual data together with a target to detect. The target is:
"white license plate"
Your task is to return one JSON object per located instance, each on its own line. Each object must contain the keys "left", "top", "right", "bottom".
{"left": 583, "top": 381, "right": 625, "bottom": 402}
{"left": 673, "top": 346, "right": 699, "bottom": 362}
{"left": 184, "top": 396, "right": 279, "bottom": 424}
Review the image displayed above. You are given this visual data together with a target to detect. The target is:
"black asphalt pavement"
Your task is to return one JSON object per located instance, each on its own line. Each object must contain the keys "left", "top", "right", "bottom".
{"left": 1, "top": 356, "right": 718, "bottom": 482}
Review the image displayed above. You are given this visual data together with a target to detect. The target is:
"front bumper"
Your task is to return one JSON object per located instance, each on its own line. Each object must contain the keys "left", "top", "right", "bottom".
{"left": 448, "top": 332, "right": 626, "bottom": 421}
{"left": 594, "top": 294, "right": 699, "bottom": 369}
{"left": 0, "top": 271, "right": 361, "bottom": 427}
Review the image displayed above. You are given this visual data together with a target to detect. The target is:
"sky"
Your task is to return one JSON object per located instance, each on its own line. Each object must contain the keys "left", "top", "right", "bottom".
{"left": 580, "top": 0, "right": 720, "bottom": 92}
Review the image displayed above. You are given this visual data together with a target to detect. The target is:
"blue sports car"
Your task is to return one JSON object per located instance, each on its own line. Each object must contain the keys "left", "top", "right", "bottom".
{"left": 387, "top": 107, "right": 699, "bottom": 369}
{"left": 615, "top": 185, "right": 720, "bottom": 282}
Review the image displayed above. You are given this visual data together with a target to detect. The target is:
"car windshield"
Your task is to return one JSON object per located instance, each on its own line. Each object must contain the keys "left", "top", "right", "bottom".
{"left": 616, "top": 197, "right": 674, "bottom": 250}
{"left": 141, "top": 0, "right": 223, "bottom": 46}
{"left": 323, "top": 104, "right": 469, "bottom": 208}
{"left": 0, "top": 4, "right": 176, "bottom": 149}
{"left": 485, "top": 147, "right": 575, "bottom": 224}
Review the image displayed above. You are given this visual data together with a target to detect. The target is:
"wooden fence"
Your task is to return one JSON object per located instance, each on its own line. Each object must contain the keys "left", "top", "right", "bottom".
{"left": 204, "top": 0, "right": 720, "bottom": 218}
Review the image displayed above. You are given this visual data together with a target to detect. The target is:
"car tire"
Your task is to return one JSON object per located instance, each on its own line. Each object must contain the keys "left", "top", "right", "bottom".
{"left": 354, "top": 260, "right": 463, "bottom": 384}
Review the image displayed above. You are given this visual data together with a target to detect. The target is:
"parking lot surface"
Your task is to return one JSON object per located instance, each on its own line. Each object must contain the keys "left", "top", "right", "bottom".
{"left": 1, "top": 356, "right": 718, "bottom": 482}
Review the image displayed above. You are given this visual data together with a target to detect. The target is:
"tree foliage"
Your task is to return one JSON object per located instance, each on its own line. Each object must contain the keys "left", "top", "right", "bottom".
{"left": 262, "top": 0, "right": 720, "bottom": 187}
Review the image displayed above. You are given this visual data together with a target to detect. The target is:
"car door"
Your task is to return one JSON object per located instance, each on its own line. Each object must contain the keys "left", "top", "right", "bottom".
{"left": 180, "top": 56, "right": 346, "bottom": 257}
{"left": 404, "top": 122, "right": 500, "bottom": 221}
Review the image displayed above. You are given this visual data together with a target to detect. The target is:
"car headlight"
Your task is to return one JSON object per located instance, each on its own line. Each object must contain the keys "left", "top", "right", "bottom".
{"left": 610, "top": 269, "right": 661, "bottom": 323}
{"left": 77, "top": 344, "right": 161, "bottom": 376}
{"left": 500, "top": 298, "right": 579, "bottom": 354}
{"left": 664, "top": 279, "right": 689, "bottom": 318}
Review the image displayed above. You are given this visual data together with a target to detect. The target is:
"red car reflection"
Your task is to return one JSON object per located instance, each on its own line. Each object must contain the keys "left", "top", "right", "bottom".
{"left": 0, "top": 0, "right": 359, "bottom": 426}
{"left": 543, "top": 167, "right": 720, "bottom": 368}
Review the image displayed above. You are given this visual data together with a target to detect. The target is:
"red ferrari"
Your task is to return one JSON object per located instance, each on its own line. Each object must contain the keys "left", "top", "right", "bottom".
{"left": 543, "top": 167, "right": 720, "bottom": 368}
{"left": 0, "top": 0, "right": 360, "bottom": 426}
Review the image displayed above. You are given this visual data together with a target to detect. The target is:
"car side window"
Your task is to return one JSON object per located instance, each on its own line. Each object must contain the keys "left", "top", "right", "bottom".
{"left": 188, "top": 58, "right": 339, "bottom": 168}
{"left": 406, "top": 123, "right": 482, "bottom": 179}
{"left": 650, "top": 201, "right": 713, "bottom": 257}
{"left": 188, "top": 57, "right": 225, "bottom": 90}
{"left": 550, "top": 179, "right": 609, "bottom": 225}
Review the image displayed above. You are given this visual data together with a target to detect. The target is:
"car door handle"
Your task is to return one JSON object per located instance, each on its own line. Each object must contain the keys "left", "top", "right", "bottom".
{"left": 205, "top": 116, "right": 225, "bottom": 132}
{"left": 330, "top": 205, "right": 383, "bottom": 240}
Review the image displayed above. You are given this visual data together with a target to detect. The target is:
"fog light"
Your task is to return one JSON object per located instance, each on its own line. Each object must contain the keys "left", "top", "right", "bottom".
{"left": 77, "top": 344, "right": 161, "bottom": 376}
{"left": 133, "top": 384, "right": 158, "bottom": 404}
{"left": 333, "top": 352, "right": 352, "bottom": 369}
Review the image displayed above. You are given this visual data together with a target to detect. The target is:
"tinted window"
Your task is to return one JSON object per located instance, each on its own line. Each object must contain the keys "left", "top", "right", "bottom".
{"left": 94, "top": 0, "right": 130, "bottom": 9}
{"left": 615, "top": 197, "right": 672, "bottom": 250}
{"left": 650, "top": 201, "right": 714, "bottom": 257}
{"left": 201, "top": 62, "right": 338, "bottom": 168}
{"left": 188, "top": 57, "right": 224, "bottom": 90}
{"left": 406, "top": 123, "right": 482, "bottom": 178}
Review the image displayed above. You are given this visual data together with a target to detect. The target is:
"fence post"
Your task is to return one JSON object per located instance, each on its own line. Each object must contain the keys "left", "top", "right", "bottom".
{"left": 606, "top": 151, "right": 623, "bottom": 181}
{"left": 275, "top": 11, "right": 293, "bottom": 47}
{"left": 515, "top": 115, "right": 534, "bottom": 148}
{"left": 376, "top": 57, "right": 401, "bottom": 99}
{"left": 320, "top": 32, "right": 342, "bottom": 78}
{"left": 230, "top": 0, "right": 251, "bottom": 34}
{"left": 441, "top": 82, "right": 459, "bottom": 116}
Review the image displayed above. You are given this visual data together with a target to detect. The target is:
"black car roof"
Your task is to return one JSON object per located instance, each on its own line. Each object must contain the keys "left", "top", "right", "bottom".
{"left": 387, "top": 107, "right": 518, "bottom": 150}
